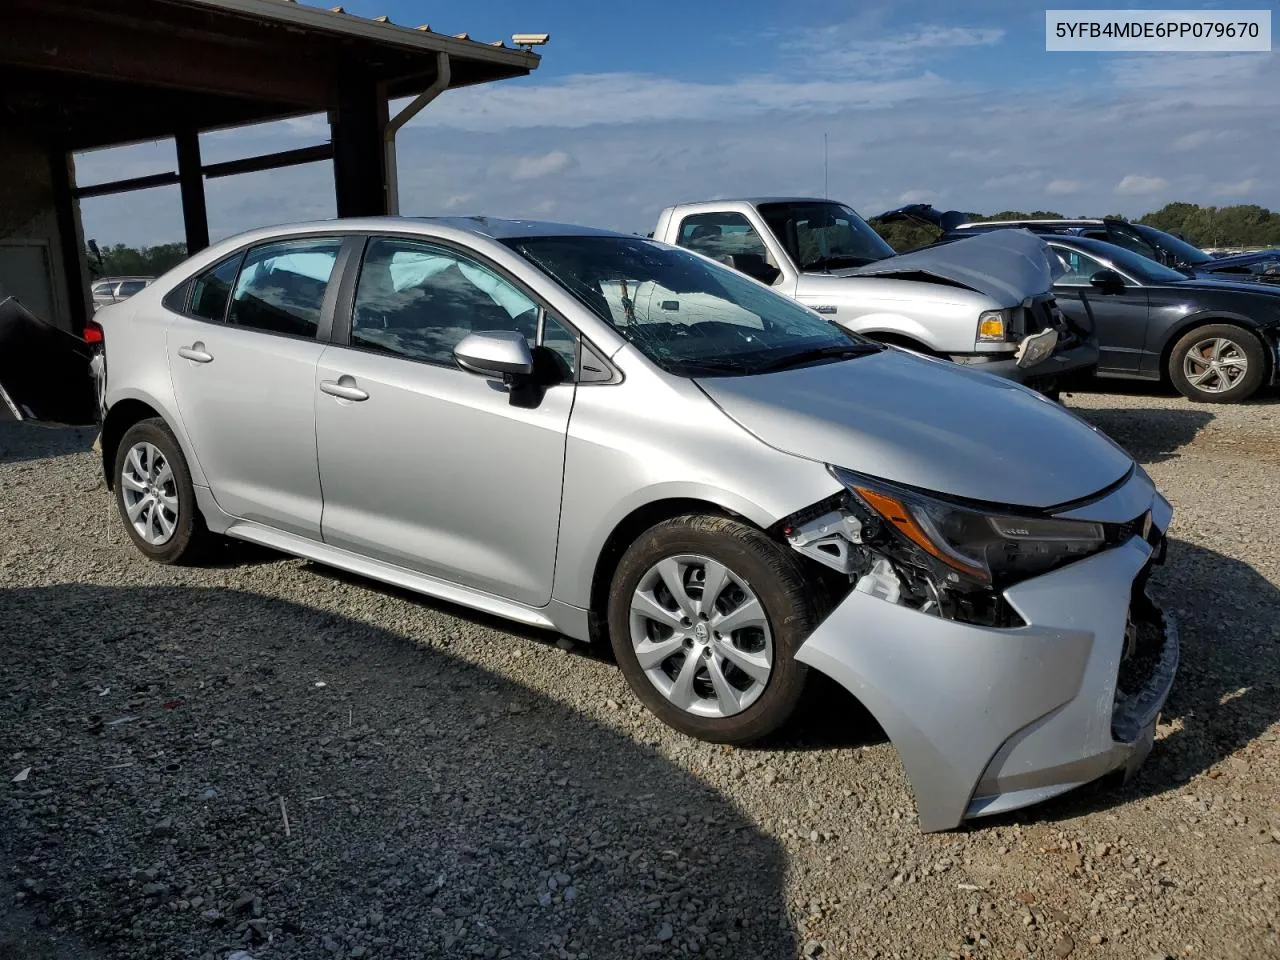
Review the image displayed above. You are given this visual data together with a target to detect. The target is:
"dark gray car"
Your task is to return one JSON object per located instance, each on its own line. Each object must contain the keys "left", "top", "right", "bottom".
{"left": 1045, "top": 236, "right": 1280, "bottom": 402}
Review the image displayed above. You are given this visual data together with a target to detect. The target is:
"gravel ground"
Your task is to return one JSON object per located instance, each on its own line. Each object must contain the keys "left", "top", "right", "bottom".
{"left": 1, "top": 387, "right": 1278, "bottom": 960}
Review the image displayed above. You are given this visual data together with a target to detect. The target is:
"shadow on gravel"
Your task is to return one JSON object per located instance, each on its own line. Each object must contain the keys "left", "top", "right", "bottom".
{"left": 977, "top": 536, "right": 1280, "bottom": 831}
{"left": 0, "top": 424, "right": 95, "bottom": 466}
{"left": 0, "top": 585, "right": 796, "bottom": 960}
{"left": 1070, "top": 404, "right": 1213, "bottom": 464}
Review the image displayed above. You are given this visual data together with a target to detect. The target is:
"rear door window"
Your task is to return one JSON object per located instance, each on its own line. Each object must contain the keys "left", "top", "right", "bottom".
{"left": 228, "top": 238, "right": 342, "bottom": 337}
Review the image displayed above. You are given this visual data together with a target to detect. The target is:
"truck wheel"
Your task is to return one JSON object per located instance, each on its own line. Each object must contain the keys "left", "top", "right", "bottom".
{"left": 607, "top": 515, "right": 823, "bottom": 744}
{"left": 1168, "top": 323, "right": 1266, "bottom": 403}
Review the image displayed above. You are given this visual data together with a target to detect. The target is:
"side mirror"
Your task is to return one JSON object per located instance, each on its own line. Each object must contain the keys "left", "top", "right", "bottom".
{"left": 454, "top": 330, "right": 534, "bottom": 379}
{"left": 1089, "top": 269, "right": 1125, "bottom": 291}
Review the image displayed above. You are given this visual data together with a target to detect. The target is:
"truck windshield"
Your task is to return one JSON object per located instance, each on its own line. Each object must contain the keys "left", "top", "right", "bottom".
{"left": 506, "top": 235, "right": 880, "bottom": 377}
{"left": 757, "top": 201, "right": 897, "bottom": 272}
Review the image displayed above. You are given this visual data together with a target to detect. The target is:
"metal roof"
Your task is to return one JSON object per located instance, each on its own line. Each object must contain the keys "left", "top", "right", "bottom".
{"left": 1, "top": 0, "right": 543, "bottom": 149}
{"left": 181, "top": 0, "right": 540, "bottom": 71}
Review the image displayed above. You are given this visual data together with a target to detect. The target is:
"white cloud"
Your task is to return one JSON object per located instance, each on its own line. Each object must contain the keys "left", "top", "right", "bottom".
{"left": 780, "top": 21, "right": 1004, "bottom": 77}
{"left": 1171, "top": 130, "right": 1212, "bottom": 151}
{"left": 1214, "top": 178, "right": 1259, "bottom": 197}
{"left": 511, "top": 150, "right": 573, "bottom": 181}
{"left": 1046, "top": 179, "right": 1082, "bottom": 196}
{"left": 1115, "top": 175, "right": 1169, "bottom": 195}
{"left": 428, "top": 71, "right": 954, "bottom": 131}
{"left": 72, "top": 30, "right": 1280, "bottom": 247}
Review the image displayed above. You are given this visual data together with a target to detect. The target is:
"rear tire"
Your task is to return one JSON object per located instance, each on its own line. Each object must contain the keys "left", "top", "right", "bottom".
{"left": 1168, "top": 323, "right": 1266, "bottom": 403}
{"left": 114, "top": 418, "right": 210, "bottom": 565}
{"left": 607, "top": 515, "right": 823, "bottom": 744}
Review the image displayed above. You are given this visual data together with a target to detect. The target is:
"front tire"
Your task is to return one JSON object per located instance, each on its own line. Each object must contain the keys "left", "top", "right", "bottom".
{"left": 1168, "top": 323, "right": 1266, "bottom": 403}
{"left": 607, "top": 515, "right": 823, "bottom": 744}
{"left": 114, "top": 418, "right": 209, "bottom": 564}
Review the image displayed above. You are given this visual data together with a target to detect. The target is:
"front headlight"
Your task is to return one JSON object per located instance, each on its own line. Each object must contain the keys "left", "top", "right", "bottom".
{"left": 830, "top": 467, "right": 1105, "bottom": 588}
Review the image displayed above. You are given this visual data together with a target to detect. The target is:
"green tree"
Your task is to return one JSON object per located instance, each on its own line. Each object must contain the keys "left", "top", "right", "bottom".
{"left": 87, "top": 242, "right": 188, "bottom": 278}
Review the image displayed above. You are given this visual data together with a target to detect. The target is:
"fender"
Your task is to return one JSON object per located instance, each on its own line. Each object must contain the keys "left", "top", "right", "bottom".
{"left": 102, "top": 385, "right": 207, "bottom": 489}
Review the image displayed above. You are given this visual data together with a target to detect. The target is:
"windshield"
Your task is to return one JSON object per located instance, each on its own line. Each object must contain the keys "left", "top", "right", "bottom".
{"left": 757, "top": 201, "right": 897, "bottom": 271}
{"left": 506, "top": 236, "right": 879, "bottom": 377}
{"left": 1132, "top": 223, "right": 1212, "bottom": 266}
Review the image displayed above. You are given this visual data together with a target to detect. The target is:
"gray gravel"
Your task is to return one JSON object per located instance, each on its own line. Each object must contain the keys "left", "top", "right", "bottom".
{"left": 2, "top": 387, "right": 1278, "bottom": 960}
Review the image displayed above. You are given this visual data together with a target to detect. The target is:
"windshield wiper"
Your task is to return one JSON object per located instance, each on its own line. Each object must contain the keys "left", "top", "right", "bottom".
{"left": 757, "top": 343, "right": 881, "bottom": 373}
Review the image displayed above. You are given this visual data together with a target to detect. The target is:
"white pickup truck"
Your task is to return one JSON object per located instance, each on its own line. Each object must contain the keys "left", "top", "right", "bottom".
{"left": 653, "top": 198, "right": 1098, "bottom": 392}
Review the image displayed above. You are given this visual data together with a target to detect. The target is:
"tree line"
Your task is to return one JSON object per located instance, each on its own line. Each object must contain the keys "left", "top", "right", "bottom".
{"left": 871, "top": 202, "right": 1280, "bottom": 253}
{"left": 87, "top": 242, "right": 188, "bottom": 279}
{"left": 86, "top": 201, "right": 1279, "bottom": 271}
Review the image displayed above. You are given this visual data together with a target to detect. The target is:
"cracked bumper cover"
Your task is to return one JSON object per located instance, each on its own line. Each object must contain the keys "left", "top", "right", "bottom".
{"left": 795, "top": 473, "right": 1176, "bottom": 832}
{"left": 948, "top": 339, "right": 1100, "bottom": 387}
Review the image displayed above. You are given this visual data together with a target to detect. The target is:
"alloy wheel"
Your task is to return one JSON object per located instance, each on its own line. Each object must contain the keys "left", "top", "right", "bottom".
{"left": 1183, "top": 337, "right": 1248, "bottom": 394}
{"left": 120, "top": 441, "right": 179, "bottom": 545}
{"left": 628, "top": 554, "right": 773, "bottom": 718}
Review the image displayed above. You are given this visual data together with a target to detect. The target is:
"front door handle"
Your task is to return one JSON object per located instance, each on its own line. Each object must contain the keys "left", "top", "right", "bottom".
{"left": 319, "top": 376, "right": 369, "bottom": 402}
{"left": 177, "top": 342, "right": 213, "bottom": 363}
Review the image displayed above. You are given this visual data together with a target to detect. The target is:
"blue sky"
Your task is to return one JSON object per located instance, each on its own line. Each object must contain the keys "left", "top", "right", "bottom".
{"left": 75, "top": 0, "right": 1279, "bottom": 247}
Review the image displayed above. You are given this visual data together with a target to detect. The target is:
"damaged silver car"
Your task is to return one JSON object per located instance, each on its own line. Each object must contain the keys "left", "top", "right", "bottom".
{"left": 94, "top": 217, "right": 1176, "bottom": 831}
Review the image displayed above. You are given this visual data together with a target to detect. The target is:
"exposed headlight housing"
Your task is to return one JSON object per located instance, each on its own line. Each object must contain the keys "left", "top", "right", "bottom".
{"left": 830, "top": 466, "right": 1106, "bottom": 589}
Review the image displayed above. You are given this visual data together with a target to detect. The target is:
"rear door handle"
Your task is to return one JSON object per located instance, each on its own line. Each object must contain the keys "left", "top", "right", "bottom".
{"left": 319, "top": 376, "right": 369, "bottom": 402}
{"left": 177, "top": 342, "right": 213, "bottom": 363}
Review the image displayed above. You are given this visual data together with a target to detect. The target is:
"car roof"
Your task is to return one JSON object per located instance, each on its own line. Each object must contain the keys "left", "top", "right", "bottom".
{"left": 203, "top": 216, "right": 637, "bottom": 252}
{"left": 1036, "top": 233, "right": 1142, "bottom": 258}
{"left": 416, "top": 216, "right": 633, "bottom": 240}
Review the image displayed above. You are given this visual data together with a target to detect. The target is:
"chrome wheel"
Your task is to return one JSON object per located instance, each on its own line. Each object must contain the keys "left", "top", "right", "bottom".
{"left": 120, "top": 441, "right": 179, "bottom": 545}
{"left": 1183, "top": 337, "right": 1248, "bottom": 394}
{"left": 628, "top": 554, "right": 773, "bottom": 718}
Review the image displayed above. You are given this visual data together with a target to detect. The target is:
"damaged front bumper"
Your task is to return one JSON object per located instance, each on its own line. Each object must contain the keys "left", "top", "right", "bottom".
{"left": 949, "top": 338, "right": 1099, "bottom": 390}
{"left": 794, "top": 473, "right": 1175, "bottom": 832}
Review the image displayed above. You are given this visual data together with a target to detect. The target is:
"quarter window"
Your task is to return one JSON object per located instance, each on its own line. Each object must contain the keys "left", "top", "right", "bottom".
{"left": 351, "top": 238, "right": 542, "bottom": 367}
{"left": 188, "top": 255, "right": 244, "bottom": 322}
{"left": 228, "top": 238, "right": 341, "bottom": 337}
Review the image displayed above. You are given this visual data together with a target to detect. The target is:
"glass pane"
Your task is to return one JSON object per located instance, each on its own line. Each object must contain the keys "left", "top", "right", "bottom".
{"left": 189, "top": 255, "right": 243, "bottom": 323}
{"left": 509, "top": 236, "right": 869, "bottom": 377}
{"left": 540, "top": 313, "right": 578, "bottom": 379}
{"left": 117, "top": 280, "right": 147, "bottom": 296}
{"left": 1053, "top": 247, "right": 1105, "bottom": 284}
{"left": 352, "top": 238, "right": 540, "bottom": 365}
{"left": 678, "top": 213, "right": 768, "bottom": 261}
{"left": 228, "top": 238, "right": 341, "bottom": 337}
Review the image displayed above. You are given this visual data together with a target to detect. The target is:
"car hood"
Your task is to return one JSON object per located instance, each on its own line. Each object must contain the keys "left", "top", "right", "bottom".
{"left": 696, "top": 348, "right": 1132, "bottom": 510}
{"left": 1198, "top": 249, "right": 1280, "bottom": 273}
{"left": 872, "top": 203, "right": 969, "bottom": 232}
{"left": 842, "top": 229, "right": 1064, "bottom": 308}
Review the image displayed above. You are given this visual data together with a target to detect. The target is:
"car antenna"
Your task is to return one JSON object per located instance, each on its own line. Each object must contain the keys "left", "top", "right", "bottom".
{"left": 823, "top": 132, "right": 828, "bottom": 201}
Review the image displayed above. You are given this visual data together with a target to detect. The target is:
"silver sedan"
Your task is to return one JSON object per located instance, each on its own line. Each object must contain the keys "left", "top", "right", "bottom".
{"left": 93, "top": 216, "right": 1177, "bottom": 831}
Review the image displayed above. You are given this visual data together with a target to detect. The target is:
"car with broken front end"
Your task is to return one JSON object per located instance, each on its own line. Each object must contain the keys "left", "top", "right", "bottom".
{"left": 653, "top": 198, "right": 1098, "bottom": 396}
{"left": 92, "top": 215, "right": 1175, "bottom": 831}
